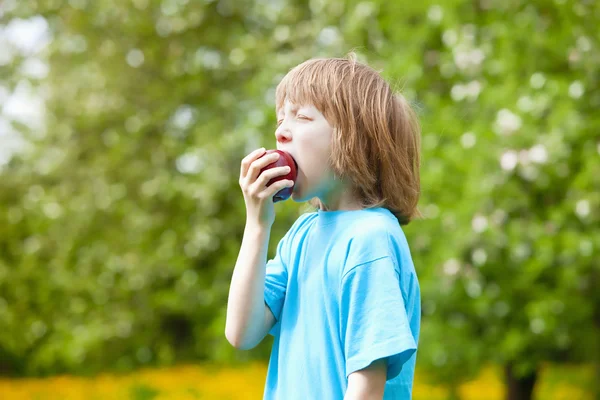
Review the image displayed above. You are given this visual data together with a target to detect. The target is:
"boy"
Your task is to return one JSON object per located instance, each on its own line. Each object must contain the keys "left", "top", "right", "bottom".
{"left": 226, "top": 54, "right": 421, "bottom": 399}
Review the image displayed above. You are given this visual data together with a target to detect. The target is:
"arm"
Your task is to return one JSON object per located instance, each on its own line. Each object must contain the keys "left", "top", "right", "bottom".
{"left": 340, "top": 251, "right": 418, "bottom": 395}
{"left": 225, "top": 148, "right": 293, "bottom": 350}
{"left": 344, "top": 358, "right": 387, "bottom": 400}
{"left": 225, "top": 223, "right": 275, "bottom": 350}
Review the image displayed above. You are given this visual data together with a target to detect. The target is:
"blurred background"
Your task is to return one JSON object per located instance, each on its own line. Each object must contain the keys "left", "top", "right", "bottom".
{"left": 0, "top": 0, "right": 598, "bottom": 399}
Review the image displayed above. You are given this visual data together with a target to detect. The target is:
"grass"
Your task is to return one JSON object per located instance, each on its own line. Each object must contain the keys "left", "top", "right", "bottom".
{"left": 0, "top": 363, "right": 594, "bottom": 399}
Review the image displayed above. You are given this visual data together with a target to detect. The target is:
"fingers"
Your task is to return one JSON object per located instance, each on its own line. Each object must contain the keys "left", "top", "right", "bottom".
{"left": 246, "top": 151, "right": 281, "bottom": 184}
{"left": 254, "top": 165, "right": 291, "bottom": 187}
{"left": 240, "top": 147, "right": 266, "bottom": 179}
{"left": 246, "top": 165, "right": 292, "bottom": 196}
{"left": 239, "top": 149, "right": 294, "bottom": 205}
{"left": 260, "top": 179, "right": 295, "bottom": 200}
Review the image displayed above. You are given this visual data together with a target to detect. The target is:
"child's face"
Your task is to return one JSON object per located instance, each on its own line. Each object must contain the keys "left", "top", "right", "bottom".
{"left": 275, "top": 99, "right": 337, "bottom": 203}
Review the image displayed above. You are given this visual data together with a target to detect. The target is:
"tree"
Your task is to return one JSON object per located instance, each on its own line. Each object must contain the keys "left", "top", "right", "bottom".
{"left": 0, "top": 1, "right": 597, "bottom": 399}
{"left": 398, "top": 1, "right": 600, "bottom": 399}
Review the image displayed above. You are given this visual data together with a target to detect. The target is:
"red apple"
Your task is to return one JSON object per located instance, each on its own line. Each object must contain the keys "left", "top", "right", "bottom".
{"left": 259, "top": 150, "right": 298, "bottom": 203}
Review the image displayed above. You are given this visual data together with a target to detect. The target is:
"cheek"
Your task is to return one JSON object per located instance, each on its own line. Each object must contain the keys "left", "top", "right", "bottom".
{"left": 295, "top": 125, "right": 332, "bottom": 178}
{"left": 300, "top": 140, "right": 330, "bottom": 164}
{"left": 298, "top": 158, "right": 330, "bottom": 190}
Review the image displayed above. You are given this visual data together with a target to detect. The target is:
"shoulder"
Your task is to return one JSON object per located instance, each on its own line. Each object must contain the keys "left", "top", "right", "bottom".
{"left": 343, "top": 209, "right": 411, "bottom": 276}
{"left": 347, "top": 208, "right": 408, "bottom": 251}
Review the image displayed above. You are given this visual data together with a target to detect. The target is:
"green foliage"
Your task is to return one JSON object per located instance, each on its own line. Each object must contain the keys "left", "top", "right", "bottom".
{"left": 0, "top": 2, "right": 598, "bottom": 397}
{"left": 130, "top": 384, "right": 160, "bottom": 400}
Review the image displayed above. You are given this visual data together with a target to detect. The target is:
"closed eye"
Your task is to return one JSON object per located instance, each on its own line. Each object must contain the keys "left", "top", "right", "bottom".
{"left": 277, "top": 115, "right": 310, "bottom": 126}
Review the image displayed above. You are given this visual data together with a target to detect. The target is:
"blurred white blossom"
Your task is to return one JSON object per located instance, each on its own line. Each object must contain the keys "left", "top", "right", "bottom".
{"left": 529, "top": 144, "right": 548, "bottom": 164}
{"left": 461, "top": 132, "right": 476, "bottom": 148}
{"left": 172, "top": 105, "right": 195, "bottom": 129}
{"left": 442, "top": 29, "right": 457, "bottom": 47}
{"left": 443, "top": 258, "right": 461, "bottom": 276}
{"left": 472, "top": 214, "right": 488, "bottom": 233}
{"left": 575, "top": 200, "right": 590, "bottom": 218}
{"left": 176, "top": 151, "right": 204, "bottom": 174}
{"left": 577, "top": 36, "right": 591, "bottom": 52}
{"left": 317, "top": 26, "right": 342, "bottom": 47}
{"left": 568, "top": 81, "right": 584, "bottom": 99}
{"left": 494, "top": 109, "right": 522, "bottom": 135}
{"left": 273, "top": 25, "right": 290, "bottom": 42}
{"left": 519, "top": 165, "right": 539, "bottom": 181}
{"left": 500, "top": 150, "right": 518, "bottom": 171}
{"left": 354, "top": 2, "right": 377, "bottom": 18}
{"left": 518, "top": 149, "right": 530, "bottom": 166}
{"left": 472, "top": 248, "right": 487, "bottom": 266}
{"left": 517, "top": 95, "right": 535, "bottom": 113}
{"left": 42, "top": 202, "right": 63, "bottom": 219}
{"left": 195, "top": 47, "right": 221, "bottom": 70}
{"left": 3, "top": 16, "right": 50, "bottom": 56}
{"left": 530, "top": 318, "right": 546, "bottom": 334}
{"left": 229, "top": 48, "right": 246, "bottom": 65}
{"left": 155, "top": 17, "right": 172, "bottom": 37}
{"left": 451, "top": 80, "right": 482, "bottom": 102}
{"left": 466, "top": 281, "right": 482, "bottom": 298}
{"left": 427, "top": 5, "right": 443, "bottom": 23}
{"left": 530, "top": 72, "right": 546, "bottom": 89}
{"left": 491, "top": 209, "right": 507, "bottom": 225}
{"left": 453, "top": 47, "right": 485, "bottom": 71}
{"left": 20, "top": 57, "right": 49, "bottom": 79}
{"left": 513, "top": 243, "right": 531, "bottom": 261}
{"left": 2, "top": 80, "right": 45, "bottom": 134}
{"left": 126, "top": 48, "right": 144, "bottom": 68}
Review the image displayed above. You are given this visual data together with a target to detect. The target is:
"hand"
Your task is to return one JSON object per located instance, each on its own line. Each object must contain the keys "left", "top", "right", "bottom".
{"left": 239, "top": 147, "right": 295, "bottom": 228}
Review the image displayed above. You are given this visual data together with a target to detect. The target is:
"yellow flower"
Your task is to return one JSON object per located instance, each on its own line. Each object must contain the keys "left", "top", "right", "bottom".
{"left": 0, "top": 363, "right": 593, "bottom": 400}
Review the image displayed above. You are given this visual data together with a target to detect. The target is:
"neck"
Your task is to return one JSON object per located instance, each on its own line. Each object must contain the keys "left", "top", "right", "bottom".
{"left": 318, "top": 180, "right": 362, "bottom": 211}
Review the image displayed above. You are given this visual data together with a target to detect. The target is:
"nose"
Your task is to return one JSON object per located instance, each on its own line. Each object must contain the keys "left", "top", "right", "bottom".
{"left": 275, "top": 125, "right": 292, "bottom": 144}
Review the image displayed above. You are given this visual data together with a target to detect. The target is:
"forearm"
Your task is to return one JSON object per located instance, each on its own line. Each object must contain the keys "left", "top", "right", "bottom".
{"left": 225, "top": 222, "right": 271, "bottom": 349}
{"left": 343, "top": 384, "right": 383, "bottom": 400}
{"left": 344, "top": 358, "right": 387, "bottom": 400}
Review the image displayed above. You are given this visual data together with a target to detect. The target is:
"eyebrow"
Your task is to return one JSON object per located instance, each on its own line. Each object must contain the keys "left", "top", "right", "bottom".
{"left": 277, "top": 104, "right": 300, "bottom": 117}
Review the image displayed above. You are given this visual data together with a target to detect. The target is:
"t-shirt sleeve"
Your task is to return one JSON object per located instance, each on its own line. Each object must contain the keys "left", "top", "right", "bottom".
{"left": 264, "top": 232, "right": 289, "bottom": 337}
{"left": 340, "top": 256, "right": 417, "bottom": 381}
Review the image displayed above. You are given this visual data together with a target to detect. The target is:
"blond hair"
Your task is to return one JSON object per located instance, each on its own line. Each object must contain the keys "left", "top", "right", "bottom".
{"left": 275, "top": 53, "right": 421, "bottom": 225}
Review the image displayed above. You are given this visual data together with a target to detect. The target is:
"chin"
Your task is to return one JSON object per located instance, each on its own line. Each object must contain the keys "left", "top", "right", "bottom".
{"left": 290, "top": 185, "right": 310, "bottom": 203}
{"left": 290, "top": 191, "right": 304, "bottom": 202}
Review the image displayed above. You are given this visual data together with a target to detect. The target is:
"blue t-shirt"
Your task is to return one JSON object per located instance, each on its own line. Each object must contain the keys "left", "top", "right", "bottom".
{"left": 263, "top": 207, "right": 421, "bottom": 399}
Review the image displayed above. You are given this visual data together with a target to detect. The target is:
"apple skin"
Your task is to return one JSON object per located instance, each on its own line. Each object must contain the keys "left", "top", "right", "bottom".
{"left": 259, "top": 150, "right": 298, "bottom": 203}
